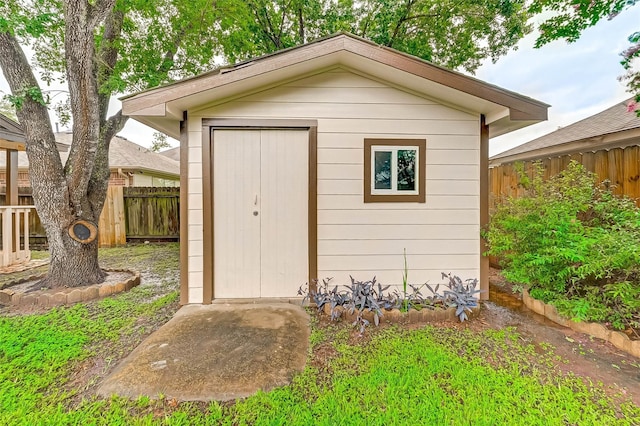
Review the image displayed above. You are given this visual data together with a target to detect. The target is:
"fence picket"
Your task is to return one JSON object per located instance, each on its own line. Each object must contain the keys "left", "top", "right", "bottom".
{"left": 490, "top": 147, "right": 640, "bottom": 211}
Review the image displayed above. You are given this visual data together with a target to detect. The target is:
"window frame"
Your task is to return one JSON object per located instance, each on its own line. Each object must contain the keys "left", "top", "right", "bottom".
{"left": 364, "top": 138, "right": 426, "bottom": 203}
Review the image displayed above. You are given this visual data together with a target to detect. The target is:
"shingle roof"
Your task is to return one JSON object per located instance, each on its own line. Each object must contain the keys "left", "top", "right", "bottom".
{"left": 1, "top": 133, "right": 180, "bottom": 177}
{"left": 0, "top": 113, "right": 25, "bottom": 146}
{"left": 491, "top": 99, "right": 640, "bottom": 161}
{"left": 159, "top": 147, "right": 180, "bottom": 162}
{"left": 55, "top": 132, "right": 179, "bottom": 175}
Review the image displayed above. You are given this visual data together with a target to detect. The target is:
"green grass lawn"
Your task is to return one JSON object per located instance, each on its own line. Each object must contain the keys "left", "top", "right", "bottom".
{"left": 1, "top": 243, "right": 638, "bottom": 425}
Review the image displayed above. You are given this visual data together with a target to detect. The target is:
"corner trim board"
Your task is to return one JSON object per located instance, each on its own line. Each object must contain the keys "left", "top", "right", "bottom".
{"left": 179, "top": 112, "right": 189, "bottom": 305}
{"left": 202, "top": 126, "right": 214, "bottom": 304}
{"left": 480, "top": 115, "right": 489, "bottom": 300}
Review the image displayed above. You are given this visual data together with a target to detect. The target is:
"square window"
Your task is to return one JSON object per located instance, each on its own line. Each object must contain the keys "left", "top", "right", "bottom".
{"left": 364, "top": 139, "right": 426, "bottom": 203}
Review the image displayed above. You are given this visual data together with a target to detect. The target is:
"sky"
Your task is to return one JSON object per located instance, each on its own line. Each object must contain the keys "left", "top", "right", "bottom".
{"left": 476, "top": 7, "right": 640, "bottom": 156}
{"left": 1, "top": 6, "right": 639, "bottom": 156}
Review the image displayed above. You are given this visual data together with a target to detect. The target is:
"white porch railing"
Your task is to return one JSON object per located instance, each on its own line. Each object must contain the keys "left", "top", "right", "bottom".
{"left": 0, "top": 205, "right": 34, "bottom": 268}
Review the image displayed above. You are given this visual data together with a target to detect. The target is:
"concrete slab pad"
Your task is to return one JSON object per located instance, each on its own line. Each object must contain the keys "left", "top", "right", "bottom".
{"left": 97, "top": 303, "right": 310, "bottom": 401}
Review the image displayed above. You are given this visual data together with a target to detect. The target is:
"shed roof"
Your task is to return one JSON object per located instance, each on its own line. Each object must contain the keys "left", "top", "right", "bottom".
{"left": 0, "top": 133, "right": 180, "bottom": 177}
{"left": 0, "top": 113, "right": 25, "bottom": 150}
{"left": 490, "top": 99, "right": 640, "bottom": 165}
{"left": 122, "top": 32, "right": 548, "bottom": 138}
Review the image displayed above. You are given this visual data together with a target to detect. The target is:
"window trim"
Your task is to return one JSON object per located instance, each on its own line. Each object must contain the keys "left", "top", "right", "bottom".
{"left": 370, "top": 145, "right": 420, "bottom": 196}
{"left": 364, "top": 138, "right": 426, "bottom": 203}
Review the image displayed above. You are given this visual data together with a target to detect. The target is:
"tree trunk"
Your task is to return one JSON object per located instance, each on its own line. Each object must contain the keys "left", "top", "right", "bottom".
{"left": 0, "top": 1, "right": 118, "bottom": 289}
{"left": 40, "top": 227, "right": 105, "bottom": 288}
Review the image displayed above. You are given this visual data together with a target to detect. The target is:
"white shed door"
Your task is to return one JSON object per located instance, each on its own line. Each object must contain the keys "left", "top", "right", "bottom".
{"left": 213, "top": 129, "right": 309, "bottom": 298}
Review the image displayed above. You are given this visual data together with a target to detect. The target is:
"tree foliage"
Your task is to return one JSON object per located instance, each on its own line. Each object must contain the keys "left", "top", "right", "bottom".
{"left": 218, "top": 0, "right": 532, "bottom": 72}
{"left": 150, "top": 131, "right": 170, "bottom": 152}
{"left": 2, "top": 0, "right": 224, "bottom": 93}
{"left": 0, "top": 97, "right": 17, "bottom": 121}
{"left": 530, "top": 0, "right": 640, "bottom": 113}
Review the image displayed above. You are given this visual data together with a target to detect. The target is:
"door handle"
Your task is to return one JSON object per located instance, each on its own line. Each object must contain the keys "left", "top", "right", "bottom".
{"left": 254, "top": 194, "right": 258, "bottom": 205}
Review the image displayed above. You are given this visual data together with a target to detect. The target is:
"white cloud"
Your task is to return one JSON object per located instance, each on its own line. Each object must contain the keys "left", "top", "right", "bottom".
{"left": 476, "top": 6, "right": 640, "bottom": 156}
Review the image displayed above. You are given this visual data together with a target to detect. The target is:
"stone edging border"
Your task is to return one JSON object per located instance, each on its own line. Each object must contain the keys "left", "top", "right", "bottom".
{"left": 0, "top": 269, "right": 141, "bottom": 308}
{"left": 523, "top": 289, "right": 640, "bottom": 358}
{"left": 323, "top": 304, "right": 479, "bottom": 324}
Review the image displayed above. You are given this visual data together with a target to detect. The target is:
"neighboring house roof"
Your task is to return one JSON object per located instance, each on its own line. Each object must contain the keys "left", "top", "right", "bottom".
{"left": 0, "top": 113, "right": 26, "bottom": 150}
{"left": 121, "top": 32, "right": 549, "bottom": 139}
{"left": 55, "top": 132, "right": 180, "bottom": 177}
{"left": 0, "top": 133, "right": 180, "bottom": 178}
{"left": 159, "top": 147, "right": 180, "bottom": 162}
{"left": 490, "top": 99, "right": 640, "bottom": 165}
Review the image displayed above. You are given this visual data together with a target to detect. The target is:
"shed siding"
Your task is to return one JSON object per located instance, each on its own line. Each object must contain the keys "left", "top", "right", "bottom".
{"left": 186, "top": 117, "right": 204, "bottom": 303}
{"left": 188, "top": 69, "right": 480, "bottom": 298}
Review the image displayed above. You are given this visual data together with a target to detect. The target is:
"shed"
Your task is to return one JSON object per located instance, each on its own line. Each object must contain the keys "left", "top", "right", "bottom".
{"left": 489, "top": 99, "right": 640, "bottom": 206}
{"left": 122, "top": 33, "right": 548, "bottom": 304}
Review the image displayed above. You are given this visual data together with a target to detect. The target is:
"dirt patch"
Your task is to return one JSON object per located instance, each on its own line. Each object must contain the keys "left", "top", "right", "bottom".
{"left": 485, "top": 283, "right": 640, "bottom": 406}
{"left": 490, "top": 267, "right": 640, "bottom": 340}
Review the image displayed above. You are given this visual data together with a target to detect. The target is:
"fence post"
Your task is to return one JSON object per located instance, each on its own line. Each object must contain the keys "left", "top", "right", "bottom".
{"left": 1, "top": 207, "right": 11, "bottom": 266}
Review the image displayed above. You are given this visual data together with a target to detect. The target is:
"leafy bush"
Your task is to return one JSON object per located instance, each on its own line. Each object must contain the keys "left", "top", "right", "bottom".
{"left": 486, "top": 161, "right": 640, "bottom": 330}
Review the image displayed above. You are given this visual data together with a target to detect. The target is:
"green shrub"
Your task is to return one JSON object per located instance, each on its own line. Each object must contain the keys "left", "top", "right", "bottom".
{"left": 486, "top": 161, "right": 640, "bottom": 330}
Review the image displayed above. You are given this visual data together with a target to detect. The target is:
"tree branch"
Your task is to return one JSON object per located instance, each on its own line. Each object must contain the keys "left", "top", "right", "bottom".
{"left": 404, "top": 12, "right": 441, "bottom": 21}
{"left": 154, "top": 22, "right": 192, "bottom": 83}
{"left": 0, "top": 31, "right": 69, "bottom": 222}
{"left": 88, "top": 0, "right": 117, "bottom": 29}
{"left": 63, "top": 0, "right": 103, "bottom": 218}
{"left": 97, "top": 7, "right": 124, "bottom": 124}
{"left": 388, "top": 0, "right": 415, "bottom": 48}
{"left": 298, "top": 6, "right": 305, "bottom": 43}
{"left": 103, "top": 109, "right": 128, "bottom": 141}
{"left": 87, "top": 109, "right": 127, "bottom": 216}
{"left": 256, "top": 3, "right": 282, "bottom": 49}
{"left": 278, "top": 0, "right": 293, "bottom": 42}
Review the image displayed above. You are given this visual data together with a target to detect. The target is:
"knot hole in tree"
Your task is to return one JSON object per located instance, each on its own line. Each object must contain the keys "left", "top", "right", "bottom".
{"left": 68, "top": 220, "right": 98, "bottom": 244}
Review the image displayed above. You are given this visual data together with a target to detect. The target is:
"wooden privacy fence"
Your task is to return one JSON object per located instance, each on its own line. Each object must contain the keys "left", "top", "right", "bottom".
{"left": 121, "top": 187, "right": 180, "bottom": 242}
{"left": 490, "top": 145, "right": 640, "bottom": 212}
{"left": 0, "top": 186, "right": 180, "bottom": 248}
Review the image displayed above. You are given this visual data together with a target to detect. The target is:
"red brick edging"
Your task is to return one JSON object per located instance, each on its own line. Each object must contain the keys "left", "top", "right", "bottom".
{"left": 0, "top": 269, "right": 141, "bottom": 308}
{"left": 523, "top": 289, "right": 640, "bottom": 358}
